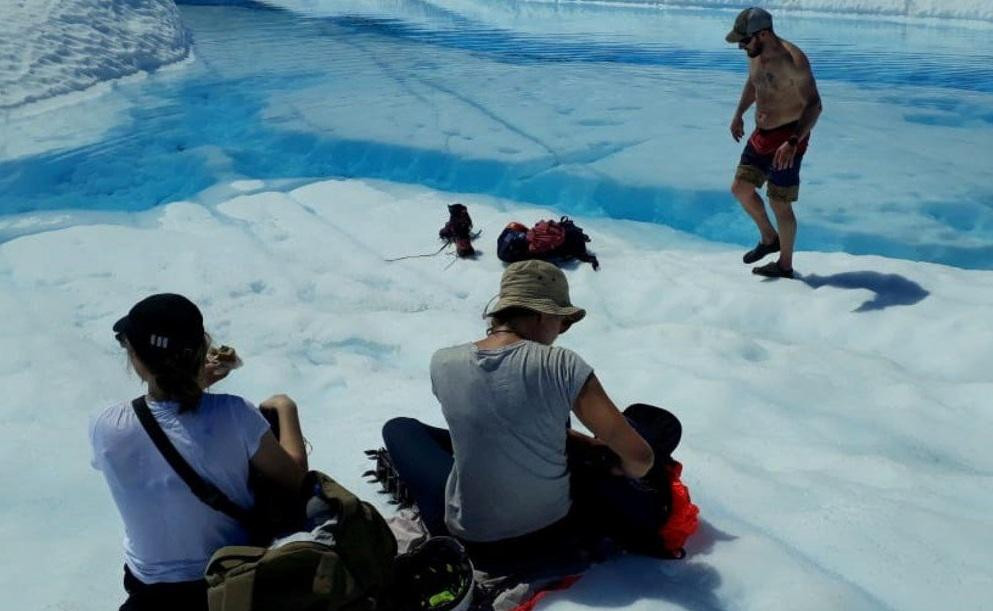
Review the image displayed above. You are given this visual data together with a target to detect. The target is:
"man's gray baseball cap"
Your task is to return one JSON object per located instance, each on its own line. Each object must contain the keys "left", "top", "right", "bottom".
{"left": 725, "top": 7, "right": 773, "bottom": 43}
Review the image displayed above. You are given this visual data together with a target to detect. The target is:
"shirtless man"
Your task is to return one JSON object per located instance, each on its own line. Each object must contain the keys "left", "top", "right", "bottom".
{"left": 727, "top": 7, "right": 822, "bottom": 278}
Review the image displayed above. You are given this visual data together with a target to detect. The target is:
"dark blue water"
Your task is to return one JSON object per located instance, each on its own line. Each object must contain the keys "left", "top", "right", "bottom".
{"left": 2, "top": 1, "right": 992, "bottom": 268}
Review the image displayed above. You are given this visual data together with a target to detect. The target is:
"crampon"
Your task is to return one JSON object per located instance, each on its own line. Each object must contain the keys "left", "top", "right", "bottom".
{"left": 364, "top": 447, "right": 415, "bottom": 508}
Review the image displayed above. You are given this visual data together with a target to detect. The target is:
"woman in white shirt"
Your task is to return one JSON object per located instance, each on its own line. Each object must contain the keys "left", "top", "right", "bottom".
{"left": 90, "top": 293, "right": 307, "bottom": 611}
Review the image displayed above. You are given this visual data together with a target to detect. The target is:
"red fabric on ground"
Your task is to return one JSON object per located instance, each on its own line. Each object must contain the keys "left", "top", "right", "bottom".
{"left": 659, "top": 461, "right": 700, "bottom": 556}
{"left": 511, "top": 575, "right": 584, "bottom": 611}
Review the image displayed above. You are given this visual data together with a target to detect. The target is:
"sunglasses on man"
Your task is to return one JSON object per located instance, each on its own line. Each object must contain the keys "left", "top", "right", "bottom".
{"left": 738, "top": 29, "right": 770, "bottom": 48}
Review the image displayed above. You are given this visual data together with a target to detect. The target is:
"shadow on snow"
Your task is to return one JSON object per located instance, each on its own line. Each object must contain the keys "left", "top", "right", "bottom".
{"left": 800, "top": 270, "right": 930, "bottom": 312}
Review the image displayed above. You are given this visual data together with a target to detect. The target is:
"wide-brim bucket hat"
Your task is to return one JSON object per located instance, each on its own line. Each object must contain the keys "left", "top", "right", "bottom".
{"left": 486, "top": 260, "right": 586, "bottom": 327}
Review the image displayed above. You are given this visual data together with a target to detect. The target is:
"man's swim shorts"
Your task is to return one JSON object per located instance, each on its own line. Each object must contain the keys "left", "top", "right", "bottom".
{"left": 735, "top": 121, "right": 809, "bottom": 203}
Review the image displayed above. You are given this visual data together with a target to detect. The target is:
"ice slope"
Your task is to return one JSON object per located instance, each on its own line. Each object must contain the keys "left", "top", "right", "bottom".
{"left": 0, "top": 0, "right": 190, "bottom": 110}
{"left": 0, "top": 178, "right": 990, "bottom": 610}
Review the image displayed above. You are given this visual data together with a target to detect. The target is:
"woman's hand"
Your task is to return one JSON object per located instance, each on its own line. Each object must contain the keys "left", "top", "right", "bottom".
{"left": 201, "top": 360, "right": 232, "bottom": 388}
{"left": 201, "top": 345, "right": 241, "bottom": 389}
{"left": 568, "top": 429, "right": 622, "bottom": 474}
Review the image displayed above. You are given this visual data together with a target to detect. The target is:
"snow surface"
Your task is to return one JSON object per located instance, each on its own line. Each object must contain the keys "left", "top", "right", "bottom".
{"left": 0, "top": 0, "right": 190, "bottom": 110}
{"left": 0, "top": 0, "right": 991, "bottom": 609}
{"left": 1, "top": 178, "right": 991, "bottom": 610}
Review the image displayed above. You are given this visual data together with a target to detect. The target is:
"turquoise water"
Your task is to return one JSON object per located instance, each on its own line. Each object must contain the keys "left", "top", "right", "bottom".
{"left": 2, "top": 1, "right": 992, "bottom": 267}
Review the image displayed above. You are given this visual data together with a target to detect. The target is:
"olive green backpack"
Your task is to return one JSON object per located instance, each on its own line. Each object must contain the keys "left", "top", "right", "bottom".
{"left": 204, "top": 472, "right": 398, "bottom": 611}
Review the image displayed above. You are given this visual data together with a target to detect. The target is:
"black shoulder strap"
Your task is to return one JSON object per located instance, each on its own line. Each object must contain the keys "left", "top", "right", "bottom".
{"left": 131, "top": 397, "right": 255, "bottom": 527}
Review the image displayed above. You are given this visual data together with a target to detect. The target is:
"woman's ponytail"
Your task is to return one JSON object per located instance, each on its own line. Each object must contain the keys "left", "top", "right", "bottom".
{"left": 150, "top": 338, "right": 209, "bottom": 413}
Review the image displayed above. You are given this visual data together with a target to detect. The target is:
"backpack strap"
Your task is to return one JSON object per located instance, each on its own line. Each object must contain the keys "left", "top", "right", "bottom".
{"left": 132, "top": 397, "right": 257, "bottom": 527}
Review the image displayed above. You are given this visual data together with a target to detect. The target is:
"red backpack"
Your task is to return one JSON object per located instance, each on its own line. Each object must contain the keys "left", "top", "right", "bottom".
{"left": 527, "top": 219, "right": 567, "bottom": 254}
{"left": 497, "top": 217, "right": 599, "bottom": 269}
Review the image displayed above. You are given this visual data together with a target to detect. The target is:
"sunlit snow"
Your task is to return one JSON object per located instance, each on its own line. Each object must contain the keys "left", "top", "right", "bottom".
{"left": 0, "top": 2, "right": 991, "bottom": 610}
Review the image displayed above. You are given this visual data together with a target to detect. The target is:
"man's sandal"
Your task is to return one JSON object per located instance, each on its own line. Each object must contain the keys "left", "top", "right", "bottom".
{"left": 742, "top": 236, "right": 780, "bottom": 264}
{"left": 752, "top": 260, "right": 794, "bottom": 279}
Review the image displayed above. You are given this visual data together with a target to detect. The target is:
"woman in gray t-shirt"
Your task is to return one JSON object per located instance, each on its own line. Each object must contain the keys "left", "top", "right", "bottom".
{"left": 382, "top": 261, "right": 658, "bottom": 565}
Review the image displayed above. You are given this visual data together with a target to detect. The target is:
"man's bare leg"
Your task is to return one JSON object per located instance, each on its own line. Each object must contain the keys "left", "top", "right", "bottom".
{"left": 768, "top": 197, "right": 796, "bottom": 270}
{"left": 732, "top": 179, "right": 778, "bottom": 243}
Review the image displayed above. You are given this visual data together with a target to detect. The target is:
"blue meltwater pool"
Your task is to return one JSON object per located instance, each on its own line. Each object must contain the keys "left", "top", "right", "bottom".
{"left": 2, "top": 1, "right": 992, "bottom": 268}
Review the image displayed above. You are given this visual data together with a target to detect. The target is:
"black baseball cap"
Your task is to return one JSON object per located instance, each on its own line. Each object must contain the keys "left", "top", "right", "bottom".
{"left": 113, "top": 293, "right": 205, "bottom": 365}
{"left": 726, "top": 7, "right": 773, "bottom": 43}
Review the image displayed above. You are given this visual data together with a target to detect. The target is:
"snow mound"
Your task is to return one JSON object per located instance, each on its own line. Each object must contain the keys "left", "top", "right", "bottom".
{"left": 0, "top": 0, "right": 191, "bottom": 110}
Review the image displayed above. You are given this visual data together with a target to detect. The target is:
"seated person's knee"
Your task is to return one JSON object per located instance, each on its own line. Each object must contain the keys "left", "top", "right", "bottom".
{"left": 382, "top": 416, "right": 419, "bottom": 441}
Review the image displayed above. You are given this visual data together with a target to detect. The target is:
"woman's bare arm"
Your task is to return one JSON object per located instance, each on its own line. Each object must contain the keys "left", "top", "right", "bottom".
{"left": 250, "top": 394, "right": 308, "bottom": 495}
{"left": 250, "top": 432, "right": 307, "bottom": 494}
{"left": 572, "top": 374, "right": 654, "bottom": 478}
{"left": 258, "top": 394, "right": 308, "bottom": 470}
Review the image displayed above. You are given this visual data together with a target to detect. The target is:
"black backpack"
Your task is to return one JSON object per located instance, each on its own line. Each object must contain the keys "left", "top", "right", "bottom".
{"left": 496, "top": 217, "right": 599, "bottom": 270}
{"left": 496, "top": 223, "right": 531, "bottom": 264}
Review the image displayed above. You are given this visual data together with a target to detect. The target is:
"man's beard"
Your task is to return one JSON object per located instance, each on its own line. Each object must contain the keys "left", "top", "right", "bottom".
{"left": 746, "top": 42, "right": 763, "bottom": 58}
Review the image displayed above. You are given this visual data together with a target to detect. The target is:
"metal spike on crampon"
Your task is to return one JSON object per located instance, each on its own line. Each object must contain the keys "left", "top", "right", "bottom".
{"left": 364, "top": 447, "right": 414, "bottom": 508}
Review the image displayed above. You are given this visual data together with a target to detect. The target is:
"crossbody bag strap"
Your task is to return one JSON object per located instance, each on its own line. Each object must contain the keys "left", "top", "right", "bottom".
{"left": 131, "top": 396, "right": 256, "bottom": 527}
